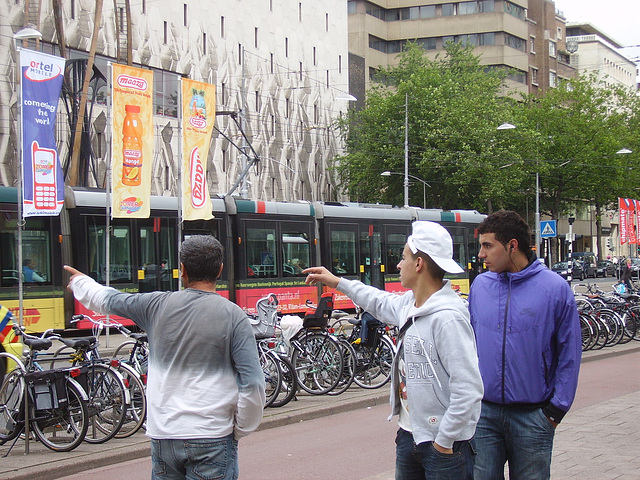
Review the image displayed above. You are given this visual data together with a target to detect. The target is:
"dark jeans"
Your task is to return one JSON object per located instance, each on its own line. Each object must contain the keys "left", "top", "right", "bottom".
{"left": 395, "top": 428, "right": 475, "bottom": 480}
{"left": 151, "top": 434, "right": 238, "bottom": 480}
{"left": 474, "top": 401, "right": 555, "bottom": 480}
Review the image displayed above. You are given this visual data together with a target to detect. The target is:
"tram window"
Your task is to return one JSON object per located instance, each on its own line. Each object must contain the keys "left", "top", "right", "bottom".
{"left": 246, "top": 226, "right": 277, "bottom": 278}
{"left": 0, "top": 215, "right": 51, "bottom": 285}
{"left": 88, "top": 225, "right": 132, "bottom": 283}
{"left": 330, "top": 229, "right": 357, "bottom": 275}
{"left": 448, "top": 228, "right": 467, "bottom": 275}
{"left": 139, "top": 225, "right": 176, "bottom": 292}
{"left": 386, "top": 233, "right": 406, "bottom": 275}
{"left": 282, "top": 230, "right": 310, "bottom": 276}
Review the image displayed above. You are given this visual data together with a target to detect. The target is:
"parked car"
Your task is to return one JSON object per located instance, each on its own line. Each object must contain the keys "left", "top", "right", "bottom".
{"left": 551, "top": 261, "right": 584, "bottom": 281}
{"left": 596, "top": 260, "right": 616, "bottom": 278}
{"left": 568, "top": 252, "right": 597, "bottom": 278}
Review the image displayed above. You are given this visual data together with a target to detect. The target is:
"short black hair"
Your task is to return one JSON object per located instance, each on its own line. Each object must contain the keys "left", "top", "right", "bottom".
{"left": 179, "top": 235, "right": 224, "bottom": 283}
{"left": 478, "top": 210, "right": 531, "bottom": 254}
{"left": 411, "top": 250, "right": 446, "bottom": 281}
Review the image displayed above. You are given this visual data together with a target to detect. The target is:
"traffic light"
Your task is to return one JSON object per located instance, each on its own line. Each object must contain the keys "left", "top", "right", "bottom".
{"left": 607, "top": 237, "right": 613, "bottom": 251}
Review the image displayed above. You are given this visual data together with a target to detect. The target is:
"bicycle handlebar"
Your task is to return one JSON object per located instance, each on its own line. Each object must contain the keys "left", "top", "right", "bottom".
{"left": 70, "top": 314, "right": 132, "bottom": 336}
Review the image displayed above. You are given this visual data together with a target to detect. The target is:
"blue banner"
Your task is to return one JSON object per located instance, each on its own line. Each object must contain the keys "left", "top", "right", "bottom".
{"left": 20, "top": 49, "right": 66, "bottom": 217}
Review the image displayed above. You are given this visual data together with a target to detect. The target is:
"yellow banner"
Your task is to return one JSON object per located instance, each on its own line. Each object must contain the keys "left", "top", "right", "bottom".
{"left": 111, "top": 64, "right": 154, "bottom": 218}
{"left": 181, "top": 79, "right": 215, "bottom": 221}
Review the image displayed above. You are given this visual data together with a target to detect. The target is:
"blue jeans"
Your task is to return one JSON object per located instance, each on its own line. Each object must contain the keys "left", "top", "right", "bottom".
{"left": 395, "top": 428, "right": 475, "bottom": 480}
{"left": 474, "top": 401, "right": 555, "bottom": 480}
{"left": 150, "top": 434, "right": 238, "bottom": 480}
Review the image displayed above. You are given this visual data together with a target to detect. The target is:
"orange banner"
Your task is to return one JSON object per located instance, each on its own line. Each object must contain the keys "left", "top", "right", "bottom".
{"left": 111, "top": 64, "right": 154, "bottom": 218}
{"left": 181, "top": 79, "right": 216, "bottom": 220}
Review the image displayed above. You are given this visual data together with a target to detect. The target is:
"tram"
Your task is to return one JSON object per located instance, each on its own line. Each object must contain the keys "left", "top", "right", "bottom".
{"left": 0, "top": 186, "right": 485, "bottom": 332}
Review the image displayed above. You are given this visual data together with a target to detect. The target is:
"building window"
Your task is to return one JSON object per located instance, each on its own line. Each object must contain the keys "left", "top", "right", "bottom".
{"left": 504, "top": 1, "right": 525, "bottom": 20}
{"left": 299, "top": 62, "right": 303, "bottom": 81}
{"left": 505, "top": 34, "right": 526, "bottom": 52}
{"left": 163, "top": 21, "right": 168, "bottom": 44}
{"left": 549, "top": 71, "right": 557, "bottom": 87}
{"left": 71, "top": 0, "right": 76, "bottom": 19}
{"left": 420, "top": 5, "right": 436, "bottom": 18}
{"left": 239, "top": 44, "right": 242, "bottom": 64}
{"left": 183, "top": 4, "right": 187, "bottom": 26}
{"left": 285, "top": 38, "right": 289, "bottom": 57}
{"left": 442, "top": 4, "right": 457, "bottom": 16}
{"left": 326, "top": 13, "right": 329, "bottom": 31}
{"left": 221, "top": 16, "right": 225, "bottom": 38}
{"left": 531, "top": 68, "right": 538, "bottom": 85}
{"left": 255, "top": 27, "right": 258, "bottom": 48}
{"left": 299, "top": 2, "right": 302, "bottom": 21}
{"left": 314, "top": 104, "right": 318, "bottom": 125}
{"left": 154, "top": 70, "right": 180, "bottom": 117}
{"left": 530, "top": 35, "right": 536, "bottom": 54}
{"left": 557, "top": 27, "right": 563, "bottom": 40}
{"left": 549, "top": 40, "right": 556, "bottom": 57}
{"left": 142, "top": 0, "right": 146, "bottom": 14}
{"left": 347, "top": 1, "right": 357, "bottom": 14}
{"left": 222, "top": 149, "right": 227, "bottom": 173}
{"left": 417, "top": 38, "right": 437, "bottom": 50}
{"left": 313, "top": 46, "right": 317, "bottom": 66}
{"left": 270, "top": 53, "right": 274, "bottom": 73}
{"left": 221, "top": 83, "right": 226, "bottom": 105}
{"left": 255, "top": 91, "right": 260, "bottom": 111}
{"left": 285, "top": 98, "right": 290, "bottom": 118}
{"left": 203, "top": 33, "right": 206, "bottom": 54}
{"left": 459, "top": 2, "right": 478, "bottom": 15}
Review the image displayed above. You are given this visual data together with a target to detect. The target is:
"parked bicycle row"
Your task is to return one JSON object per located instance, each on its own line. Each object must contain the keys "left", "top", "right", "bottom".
{"left": 572, "top": 283, "right": 640, "bottom": 351}
{"left": 247, "top": 293, "right": 397, "bottom": 408}
{"left": 0, "top": 314, "right": 148, "bottom": 453}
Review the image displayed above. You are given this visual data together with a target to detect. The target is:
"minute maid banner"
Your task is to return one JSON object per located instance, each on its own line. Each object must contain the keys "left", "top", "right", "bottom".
{"left": 111, "top": 64, "right": 153, "bottom": 218}
{"left": 20, "top": 49, "right": 66, "bottom": 217}
{"left": 181, "top": 79, "right": 215, "bottom": 220}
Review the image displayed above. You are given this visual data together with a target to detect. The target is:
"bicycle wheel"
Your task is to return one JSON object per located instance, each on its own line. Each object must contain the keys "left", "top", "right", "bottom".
{"left": 590, "top": 314, "right": 609, "bottom": 350}
{"left": 114, "top": 341, "right": 149, "bottom": 378}
{"left": 114, "top": 363, "right": 147, "bottom": 438}
{"left": 579, "top": 313, "right": 596, "bottom": 351}
{"left": 270, "top": 355, "right": 297, "bottom": 408}
{"left": 291, "top": 332, "right": 343, "bottom": 395}
{"left": 83, "top": 363, "right": 128, "bottom": 443}
{"left": 0, "top": 369, "right": 25, "bottom": 443}
{"left": 31, "top": 378, "right": 89, "bottom": 452}
{"left": 353, "top": 335, "right": 395, "bottom": 389}
{"left": 328, "top": 337, "right": 356, "bottom": 396}
{"left": 261, "top": 350, "right": 282, "bottom": 408}
{"left": 597, "top": 309, "right": 623, "bottom": 346}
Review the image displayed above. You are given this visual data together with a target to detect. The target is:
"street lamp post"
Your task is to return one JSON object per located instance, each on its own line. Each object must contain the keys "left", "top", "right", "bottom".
{"left": 380, "top": 171, "right": 431, "bottom": 208}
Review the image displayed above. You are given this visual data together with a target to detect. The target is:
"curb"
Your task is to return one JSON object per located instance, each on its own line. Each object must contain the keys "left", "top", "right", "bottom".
{"left": 581, "top": 342, "right": 640, "bottom": 363}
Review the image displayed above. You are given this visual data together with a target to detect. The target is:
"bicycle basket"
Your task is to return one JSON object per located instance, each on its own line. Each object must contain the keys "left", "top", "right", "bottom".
{"left": 25, "top": 368, "right": 69, "bottom": 411}
{"left": 251, "top": 294, "right": 279, "bottom": 338}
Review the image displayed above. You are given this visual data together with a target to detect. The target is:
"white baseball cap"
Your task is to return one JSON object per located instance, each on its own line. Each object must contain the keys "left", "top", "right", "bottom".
{"left": 407, "top": 221, "right": 464, "bottom": 274}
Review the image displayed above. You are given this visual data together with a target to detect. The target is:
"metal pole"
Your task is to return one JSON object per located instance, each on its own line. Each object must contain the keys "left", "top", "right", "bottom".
{"left": 568, "top": 222, "right": 574, "bottom": 283}
{"left": 535, "top": 171, "right": 541, "bottom": 258}
{"left": 422, "top": 182, "right": 426, "bottom": 209}
{"left": 240, "top": 47, "right": 248, "bottom": 199}
{"left": 404, "top": 93, "right": 409, "bottom": 208}
{"left": 16, "top": 48, "right": 24, "bottom": 329}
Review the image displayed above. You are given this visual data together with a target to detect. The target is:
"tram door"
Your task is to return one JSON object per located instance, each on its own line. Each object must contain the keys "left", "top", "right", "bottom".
{"left": 359, "top": 225, "right": 382, "bottom": 288}
{"left": 138, "top": 219, "right": 177, "bottom": 292}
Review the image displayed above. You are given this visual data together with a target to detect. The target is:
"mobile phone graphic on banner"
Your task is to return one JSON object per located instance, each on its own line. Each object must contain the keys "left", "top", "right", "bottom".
{"left": 30, "top": 141, "right": 57, "bottom": 210}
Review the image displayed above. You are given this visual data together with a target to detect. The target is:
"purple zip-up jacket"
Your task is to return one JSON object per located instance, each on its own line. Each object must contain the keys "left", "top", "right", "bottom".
{"left": 468, "top": 255, "right": 581, "bottom": 423}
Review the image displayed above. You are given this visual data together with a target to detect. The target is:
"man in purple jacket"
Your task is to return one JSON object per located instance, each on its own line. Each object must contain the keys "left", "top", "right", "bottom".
{"left": 468, "top": 210, "right": 581, "bottom": 480}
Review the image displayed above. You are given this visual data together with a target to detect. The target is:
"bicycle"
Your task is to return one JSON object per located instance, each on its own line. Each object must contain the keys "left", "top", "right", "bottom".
{"left": 48, "top": 316, "right": 132, "bottom": 443}
{"left": 289, "top": 293, "right": 345, "bottom": 395}
{"left": 0, "top": 324, "right": 89, "bottom": 453}
{"left": 344, "top": 310, "right": 396, "bottom": 389}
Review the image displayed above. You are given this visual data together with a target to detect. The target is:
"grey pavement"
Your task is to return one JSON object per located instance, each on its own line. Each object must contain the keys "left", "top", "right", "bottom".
{"left": 1, "top": 333, "right": 639, "bottom": 480}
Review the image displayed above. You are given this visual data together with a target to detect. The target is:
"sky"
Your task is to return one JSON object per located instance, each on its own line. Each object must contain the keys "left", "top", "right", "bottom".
{"left": 554, "top": 0, "right": 640, "bottom": 64}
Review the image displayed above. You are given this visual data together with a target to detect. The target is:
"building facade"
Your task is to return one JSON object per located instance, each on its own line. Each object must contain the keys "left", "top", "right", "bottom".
{"left": 565, "top": 22, "right": 637, "bottom": 90}
{"left": 0, "top": 0, "right": 351, "bottom": 202}
{"left": 347, "top": 0, "right": 578, "bottom": 100}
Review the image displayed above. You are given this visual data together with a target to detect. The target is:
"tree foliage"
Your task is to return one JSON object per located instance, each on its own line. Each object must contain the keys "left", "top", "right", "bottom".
{"left": 334, "top": 42, "right": 640, "bottom": 222}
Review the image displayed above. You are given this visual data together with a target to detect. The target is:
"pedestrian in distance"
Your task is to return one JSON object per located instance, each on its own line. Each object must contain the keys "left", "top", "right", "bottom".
{"left": 64, "top": 235, "right": 265, "bottom": 480}
{"left": 621, "top": 257, "right": 633, "bottom": 292}
{"left": 468, "top": 210, "right": 581, "bottom": 480}
{"left": 304, "top": 221, "right": 483, "bottom": 480}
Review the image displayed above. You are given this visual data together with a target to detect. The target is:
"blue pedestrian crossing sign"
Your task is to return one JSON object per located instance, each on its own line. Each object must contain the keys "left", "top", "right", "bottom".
{"left": 540, "top": 220, "right": 557, "bottom": 238}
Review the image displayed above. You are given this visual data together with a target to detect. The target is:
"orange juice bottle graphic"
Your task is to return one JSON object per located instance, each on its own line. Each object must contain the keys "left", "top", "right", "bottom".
{"left": 122, "top": 104, "right": 143, "bottom": 186}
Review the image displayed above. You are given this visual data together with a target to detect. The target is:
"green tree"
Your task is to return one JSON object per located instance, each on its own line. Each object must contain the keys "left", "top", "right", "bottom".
{"left": 335, "top": 42, "right": 519, "bottom": 211}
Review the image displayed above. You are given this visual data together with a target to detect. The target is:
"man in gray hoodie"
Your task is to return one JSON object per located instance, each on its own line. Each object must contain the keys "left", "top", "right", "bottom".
{"left": 305, "top": 221, "right": 483, "bottom": 480}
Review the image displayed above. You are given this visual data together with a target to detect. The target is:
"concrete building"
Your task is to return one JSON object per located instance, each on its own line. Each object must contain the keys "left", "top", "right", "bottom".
{"left": 565, "top": 22, "right": 637, "bottom": 90}
{"left": 347, "top": 0, "right": 578, "bottom": 100}
{"left": 0, "top": 0, "right": 351, "bottom": 202}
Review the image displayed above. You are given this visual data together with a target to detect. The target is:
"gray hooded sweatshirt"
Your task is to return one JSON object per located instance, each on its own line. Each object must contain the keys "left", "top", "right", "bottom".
{"left": 338, "top": 278, "right": 483, "bottom": 448}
